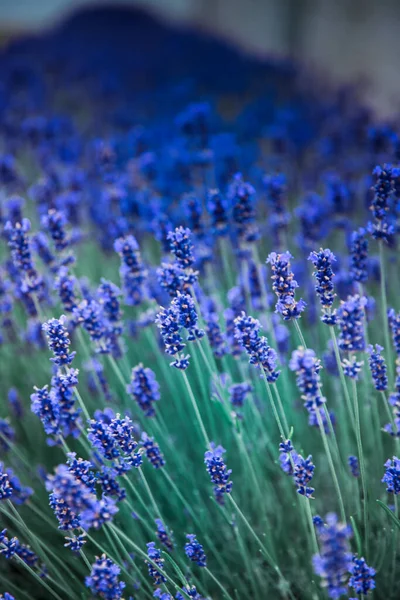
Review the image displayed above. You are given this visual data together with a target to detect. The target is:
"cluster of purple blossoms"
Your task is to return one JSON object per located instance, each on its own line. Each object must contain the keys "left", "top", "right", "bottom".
{"left": 204, "top": 443, "right": 232, "bottom": 505}
{"left": 234, "top": 312, "right": 280, "bottom": 382}
{"left": 155, "top": 518, "right": 174, "bottom": 551}
{"left": 64, "top": 533, "right": 87, "bottom": 554}
{"left": 348, "top": 556, "right": 376, "bottom": 596}
{"left": 114, "top": 235, "right": 147, "bottom": 306}
{"left": 175, "top": 585, "right": 204, "bottom": 600}
{"left": 0, "top": 463, "right": 33, "bottom": 505}
{"left": 388, "top": 308, "right": 400, "bottom": 358}
{"left": 42, "top": 316, "right": 76, "bottom": 366}
{"left": 382, "top": 457, "right": 400, "bottom": 494}
{"left": 308, "top": 248, "right": 337, "bottom": 325}
{"left": 349, "top": 228, "right": 369, "bottom": 284}
{"left": 224, "top": 287, "right": 245, "bottom": 358}
{"left": 167, "top": 226, "right": 195, "bottom": 269}
{"left": 171, "top": 292, "right": 204, "bottom": 342}
{"left": 337, "top": 295, "right": 367, "bottom": 353}
{"left": 201, "top": 297, "right": 227, "bottom": 358}
{"left": 289, "top": 348, "right": 329, "bottom": 432}
{"left": 313, "top": 513, "right": 352, "bottom": 599}
{"left": 229, "top": 172, "right": 258, "bottom": 242}
{"left": 146, "top": 542, "right": 167, "bottom": 585}
{"left": 87, "top": 412, "right": 142, "bottom": 471}
{"left": 183, "top": 193, "right": 204, "bottom": 237}
{"left": 4, "top": 219, "right": 43, "bottom": 294}
{"left": 157, "top": 262, "right": 194, "bottom": 298}
{"left": 54, "top": 267, "right": 78, "bottom": 313}
{"left": 386, "top": 368, "right": 400, "bottom": 436}
{"left": 348, "top": 456, "right": 360, "bottom": 478}
{"left": 141, "top": 432, "right": 165, "bottom": 469}
{"left": 156, "top": 291, "right": 203, "bottom": 370}
{"left": 367, "top": 344, "right": 388, "bottom": 391}
{"left": 247, "top": 259, "right": 264, "bottom": 311}
{"left": 41, "top": 209, "right": 71, "bottom": 253}
{"left": 0, "top": 529, "right": 39, "bottom": 569}
{"left": 207, "top": 189, "right": 229, "bottom": 236}
{"left": 184, "top": 534, "right": 207, "bottom": 567}
{"left": 263, "top": 172, "right": 290, "bottom": 240}
{"left": 0, "top": 418, "right": 15, "bottom": 452}
{"left": 267, "top": 252, "right": 306, "bottom": 320}
{"left": 127, "top": 364, "right": 160, "bottom": 417}
{"left": 46, "top": 463, "right": 117, "bottom": 531}
{"left": 278, "top": 440, "right": 315, "bottom": 498}
{"left": 85, "top": 554, "right": 125, "bottom": 599}
{"left": 31, "top": 369, "right": 81, "bottom": 444}
{"left": 228, "top": 382, "right": 253, "bottom": 409}
{"left": 368, "top": 164, "right": 395, "bottom": 242}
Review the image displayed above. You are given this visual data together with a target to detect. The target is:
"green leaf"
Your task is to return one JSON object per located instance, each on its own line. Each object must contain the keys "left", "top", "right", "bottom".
{"left": 350, "top": 516, "right": 362, "bottom": 556}
{"left": 376, "top": 499, "right": 400, "bottom": 529}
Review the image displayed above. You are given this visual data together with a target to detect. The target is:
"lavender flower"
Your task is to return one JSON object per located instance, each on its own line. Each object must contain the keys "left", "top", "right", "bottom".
{"left": 349, "top": 229, "right": 369, "bottom": 284}
{"left": 64, "top": 533, "right": 87, "bottom": 553}
{"left": 234, "top": 312, "right": 280, "bottom": 382}
{"left": 167, "top": 227, "right": 195, "bottom": 269}
{"left": 127, "top": 364, "right": 160, "bottom": 417}
{"left": 155, "top": 518, "right": 174, "bottom": 551}
{"left": 348, "top": 456, "right": 360, "bottom": 478}
{"left": 308, "top": 248, "right": 337, "bottom": 324}
{"left": 54, "top": 267, "right": 78, "bottom": 313}
{"left": 388, "top": 308, "right": 400, "bottom": 358}
{"left": 31, "top": 385, "right": 60, "bottom": 439}
{"left": 289, "top": 348, "right": 327, "bottom": 431}
{"left": 41, "top": 209, "right": 70, "bottom": 252}
{"left": 207, "top": 189, "right": 228, "bottom": 236}
{"left": 348, "top": 556, "right": 375, "bottom": 596}
{"left": 171, "top": 292, "right": 204, "bottom": 341}
{"left": 42, "top": 316, "right": 76, "bottom": 366}
{"left": 86, "top": 554, "right": 125, "bottom": 599}
{"left": 4, "top": 219, "right": 43, "bottom": 293}
{"left": 155, "top": 305, "right": 186, "bottom": 357}
{"left": 267, "top": 252, "right": 306, "bottom": 320}
{"left": 229, "top": 173, "right": 258, "bottom": 242}
{"left": 367, "top": 344, "right": 388, "bottom": 391}
{"left": 146, "top": 542, "right": 167, "bottom": 585}
{"left": 201, "top": 297, "right": 227, "bottom": 358}
{"left": 141, "top": 432, "right": 165, "bottom": 469}
{"left": 114, "top": 235, "right": 147, "bottom": 306}
{"left": 337, "top": 295, "right": 367, "bottom": 353}
{"left": 228, "top": 382, "right": 252, "bottom": 408}
{"left": 184, "top": 534, "right": 207, "bottom": 567}
{"left": 382, "top": 457, "right": 400, "bottom": 494}
{"left": 279, "top": 442, "right": 315, "bottom": 498}
{"left": 204, "top": 443, "right": 232, "bottom": 505}
{"left": 313, "top": 513, "right": 352, "bottom": 598}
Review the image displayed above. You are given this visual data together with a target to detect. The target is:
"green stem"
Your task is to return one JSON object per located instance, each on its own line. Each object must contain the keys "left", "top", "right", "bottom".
{"left": 315, "top": 409, "right": 346, "bottom": 523}
{"left": 205, "top": 567, "right": 235, "bottom": 600}
{"left": 182, "top": 370, "right": 210, "bottom": 447}
{"left": 351, "top": 378, "right": 368, "bottom": 557}
{"left": 379, "top": 242, "right": 394, "bottom": 384}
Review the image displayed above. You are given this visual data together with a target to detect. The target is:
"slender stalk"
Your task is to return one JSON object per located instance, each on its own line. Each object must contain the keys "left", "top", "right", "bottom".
{"left": 261, "top": 371, "right": 286, "bottom": 440}
{"left": 182, "top": 370, "right": 210, "bottom": 447}
{"left": 315, "top": 409, "right": 346, "bottom": 523}
{"left": 351, "top": 378, "right": 368, "bottom": 557}
{"left": 293, "top": 319, "right": 307, "bottom": 349}
{"left": 379, "top": 241, "right": 394, "bottom": 384}
{"left": 205, "top": 567, "right": 235, "bottom": 600}
{"left": 329, "top": 327, "right": 355, "bottom": 428}
{"left": 138, "top": 467, "right": 162, "bottom": 518}
{"left": 228, "top": 496, "right": 295, "bottom": 600}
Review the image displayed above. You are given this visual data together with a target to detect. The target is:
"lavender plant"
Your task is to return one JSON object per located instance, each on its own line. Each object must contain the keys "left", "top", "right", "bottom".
{"left": 0, "top": 8, "right": 400, "bottom": 600}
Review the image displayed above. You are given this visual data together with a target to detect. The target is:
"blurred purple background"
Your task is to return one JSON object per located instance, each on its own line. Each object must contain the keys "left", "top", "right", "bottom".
{"left": 0, "top": 0, "right": 399, "bottom": 116}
